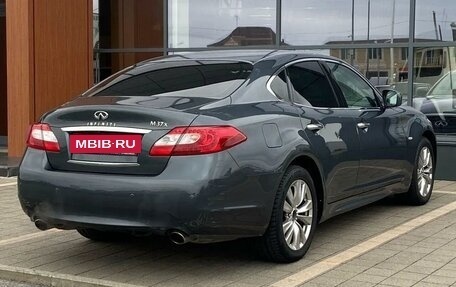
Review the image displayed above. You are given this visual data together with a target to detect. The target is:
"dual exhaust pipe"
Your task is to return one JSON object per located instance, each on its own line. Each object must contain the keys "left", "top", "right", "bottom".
{"left": 34, "top": 219, "right": 191, "bottom": 245}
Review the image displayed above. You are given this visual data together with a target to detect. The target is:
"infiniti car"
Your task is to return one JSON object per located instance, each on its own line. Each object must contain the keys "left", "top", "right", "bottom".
{"left": 418, "top": 70, "right": 456, "bottom": 143}
{"left": 18, "top": 50, "right": 436, "bottom": 262}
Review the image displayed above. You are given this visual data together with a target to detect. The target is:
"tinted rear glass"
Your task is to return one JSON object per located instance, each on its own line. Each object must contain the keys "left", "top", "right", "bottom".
{"left": 88, "top": 61, "right": 253, "bottom": 99}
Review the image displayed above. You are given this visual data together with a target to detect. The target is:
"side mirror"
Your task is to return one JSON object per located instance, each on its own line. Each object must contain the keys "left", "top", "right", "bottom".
{"left": 416, "top": 87, "right": 429, "bottom": 98}
{"left": 382, "top": 89, "right": 402, "bottom": 107}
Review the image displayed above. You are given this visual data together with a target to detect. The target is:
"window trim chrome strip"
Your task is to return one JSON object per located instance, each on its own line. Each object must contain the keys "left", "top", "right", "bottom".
{"left": 67, "top": 160, "right": 140, "bottom": 167}
{"left": 61, "top": 126, "right": 152, "bottom": 134}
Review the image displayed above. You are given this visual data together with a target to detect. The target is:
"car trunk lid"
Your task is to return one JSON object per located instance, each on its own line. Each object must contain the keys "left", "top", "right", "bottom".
{"left": 43, "top": 97, "right": 199, "bottom": 175}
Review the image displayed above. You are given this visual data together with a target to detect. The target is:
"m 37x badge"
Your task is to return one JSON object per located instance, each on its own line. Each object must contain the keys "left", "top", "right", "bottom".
{"left": 150, "top": 121, "right": 168, "bottom": 127}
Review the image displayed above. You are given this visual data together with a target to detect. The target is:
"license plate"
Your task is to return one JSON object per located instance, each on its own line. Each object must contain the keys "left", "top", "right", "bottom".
{"left": 69, "top": 134, "right": 142, "bottom": 154}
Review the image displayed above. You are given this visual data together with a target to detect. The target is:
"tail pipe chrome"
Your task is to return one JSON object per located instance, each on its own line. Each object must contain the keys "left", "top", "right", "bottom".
{"left": 34, "top": 219, "right": 51, "bottom": 231}
{"left": 169, "top": 231, "right": 190, "bottom": 245}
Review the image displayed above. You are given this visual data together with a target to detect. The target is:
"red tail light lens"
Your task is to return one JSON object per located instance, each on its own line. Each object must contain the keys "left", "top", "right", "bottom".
{"left": 26, "top": 123, "right": 61, "bottom": 152}
{"left": 149, "top": 126, "right": 246, "bottom": 156}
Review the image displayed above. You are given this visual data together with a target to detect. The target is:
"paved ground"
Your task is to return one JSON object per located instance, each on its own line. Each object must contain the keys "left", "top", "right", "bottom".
{"left": 0, "top": 280, "right": 42, "bottom": 287}
{"left": 0, "top": 177, "right": 456, "bottom": 287}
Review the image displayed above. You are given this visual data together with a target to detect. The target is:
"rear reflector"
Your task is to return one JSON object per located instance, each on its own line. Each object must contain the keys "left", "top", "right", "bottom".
{"left": 149, "top": 126, "right": 246, "bottom": 156}
{"left": 27, "top": 123, "right": 60, "bottom": 152}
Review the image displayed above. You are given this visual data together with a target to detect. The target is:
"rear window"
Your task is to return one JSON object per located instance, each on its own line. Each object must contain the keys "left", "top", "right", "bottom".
{"left": 88, "top": 61, "right": 253, "bottom": 99}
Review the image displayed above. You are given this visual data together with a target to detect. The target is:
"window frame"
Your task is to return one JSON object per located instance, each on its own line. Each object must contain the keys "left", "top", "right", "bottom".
{"left": 268, "top": 69, "right": 293, "bottom": 103}
{"left": 266, "top": 58, "right": 343, "bottom": 109}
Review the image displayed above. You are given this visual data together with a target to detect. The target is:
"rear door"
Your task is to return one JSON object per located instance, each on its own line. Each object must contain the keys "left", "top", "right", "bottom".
{"left": 286, "top": 60, "right": 361, "bottom": 203}
{"left": 324, "top": 61, "right": 410, "bottom": 192}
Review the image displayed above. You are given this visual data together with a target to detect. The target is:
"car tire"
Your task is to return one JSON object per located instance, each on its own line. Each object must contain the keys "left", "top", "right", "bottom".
{"left": 404, "top": 138, "right": 435, "bottom": 206}
{"left": 258, "top": 165, "right": 318, "bottom": 263}
{"left": 77, "top": 228, "right": 127, "bottom": 242}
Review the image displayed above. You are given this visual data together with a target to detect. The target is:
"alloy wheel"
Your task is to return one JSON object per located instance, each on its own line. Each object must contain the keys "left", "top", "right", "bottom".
{"left": 417, "top": 146, "right": 433, "bottom": 197}
{"left": 282, "top": 179, "right": 313, "bottom": 251}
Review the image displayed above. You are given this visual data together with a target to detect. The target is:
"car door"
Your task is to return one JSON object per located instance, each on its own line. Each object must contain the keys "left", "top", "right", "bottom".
{"left": 285, "top": 60, "right": 361, "bottom": 203}
{"left": 324, "top": 61, "right": 410, "bottom": 193}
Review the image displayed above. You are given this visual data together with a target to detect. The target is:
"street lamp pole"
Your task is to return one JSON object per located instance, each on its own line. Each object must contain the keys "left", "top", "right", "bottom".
{"left": 366, "top": 0, "right": 370, "bottom": 78}
{"left": 390, "top": 0, "right": 396, "bottom": 84}
{"left": 351, "top": 0, "right": 355, "bottom": 65}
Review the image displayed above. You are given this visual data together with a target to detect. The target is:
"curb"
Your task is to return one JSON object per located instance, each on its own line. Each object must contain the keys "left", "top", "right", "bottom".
{"left": 0, "top": 264, "right": 144, "bottom": 287}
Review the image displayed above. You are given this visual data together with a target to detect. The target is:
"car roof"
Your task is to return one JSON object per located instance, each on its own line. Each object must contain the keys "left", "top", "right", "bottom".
{"left": 139, "top": 49, "right": 341, "bottom": 65}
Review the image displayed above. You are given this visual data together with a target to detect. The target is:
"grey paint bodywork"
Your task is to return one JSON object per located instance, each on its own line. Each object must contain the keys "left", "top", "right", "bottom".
{"left": 18, "top": 50, "right": 436, "bottom": 243}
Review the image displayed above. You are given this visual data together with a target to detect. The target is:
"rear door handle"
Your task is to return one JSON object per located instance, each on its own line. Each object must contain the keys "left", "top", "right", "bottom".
{"left": 306, "top": 123, "right": 324, "bottom": 132}
{"left": 357, "top": 122, "right": 370, "bottom": 129}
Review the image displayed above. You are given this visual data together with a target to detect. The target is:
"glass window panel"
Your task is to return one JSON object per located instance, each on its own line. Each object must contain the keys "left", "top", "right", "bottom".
{"left": 89, "top": 61, "right": 253, "bottom": 99}
{"left": 328, "top": 47, "right": 408, "bottom": 87}
{"left": 412, "top": 46, "right": 456, "bottom": 137}
{"left": 95, "top": 52, "right": 164, "bottom": 82}
{"left": 287, "top": 61, "right": 339, "bottom": 107}
{"left": 270, "top": 71, "right": 290, "bottom": 102}
{"left": 97, "top": 0, "right": 164, "bottom": 49}
{"left": 415, "top": 0, "right": 456, "bottom": 42}
{"left": 168, "top": 0, "right": 276, "bottom": 48}
{"left": 282, "top": 0, "right": 410, "bottom": 46}
{"left": 327, "top": 62, "right": 379, "bottom": 108}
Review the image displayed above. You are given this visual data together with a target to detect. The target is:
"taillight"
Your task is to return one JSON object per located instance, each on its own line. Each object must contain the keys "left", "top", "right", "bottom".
{"left": 149, "top": 126, "right": 246, "bottom": 156}
{"left": 26, "top": 123, "right": 61, "bottom": 152}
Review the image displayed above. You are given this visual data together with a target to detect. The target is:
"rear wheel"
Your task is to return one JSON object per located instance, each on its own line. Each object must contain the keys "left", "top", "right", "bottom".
{"left": 77, "top": 228, "right": 127, "bottom": 242}
{"left": 259, "top": 166, "right": 318, "bottom": 262}
{"left": 405, "top": 138, "right": 434, "bottom": 205}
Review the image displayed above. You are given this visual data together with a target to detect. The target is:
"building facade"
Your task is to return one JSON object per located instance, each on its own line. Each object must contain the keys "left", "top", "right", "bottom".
{"left": 1, "top": 0, "right": 456, "bottom": 178}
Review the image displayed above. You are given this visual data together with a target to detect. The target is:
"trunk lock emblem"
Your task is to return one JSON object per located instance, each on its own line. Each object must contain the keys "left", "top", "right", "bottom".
{"left": 94, "top": 111, "right": 109, "bottom": 120}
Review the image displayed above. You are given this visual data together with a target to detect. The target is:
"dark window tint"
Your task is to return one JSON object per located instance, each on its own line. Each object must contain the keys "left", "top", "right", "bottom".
{"left": 90, "top": 62, "right": 252, "bottom": 99}
{"left": 270, "top": 71, "right": 290, "bottom": 101}
{"left": 287, "top": 61, "right": 339, "bottom": 108}
{"left": 327, "top": 63, "right": 379, "bottom": 108}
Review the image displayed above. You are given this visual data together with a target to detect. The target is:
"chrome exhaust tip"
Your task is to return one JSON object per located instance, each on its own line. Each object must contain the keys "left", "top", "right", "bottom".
{"left": 169, "top": 231, "right": 189, "bottom": 245}
{"left": 34, "top": 219, "right": 50, "bottom": 231}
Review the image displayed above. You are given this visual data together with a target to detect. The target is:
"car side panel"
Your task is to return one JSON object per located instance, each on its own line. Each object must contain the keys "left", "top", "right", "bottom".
{"left": 354, "top": 107, "right": 414, "bottom": 193}
{"left": 196, "top": 101, "right": 310, "bottom": 223}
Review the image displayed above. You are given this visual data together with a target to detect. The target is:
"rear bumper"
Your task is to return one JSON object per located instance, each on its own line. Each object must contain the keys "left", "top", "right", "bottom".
{"left": 18, "top": 148, "right": 278, "bottom": 242}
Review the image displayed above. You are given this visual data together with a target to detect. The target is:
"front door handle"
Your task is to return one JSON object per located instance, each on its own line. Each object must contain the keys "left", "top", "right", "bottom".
{"left": 306, "top": 123, "right": 324, "bottom": 132}
{"left": 357, "top": 122, "right": 371, "bottom": 129}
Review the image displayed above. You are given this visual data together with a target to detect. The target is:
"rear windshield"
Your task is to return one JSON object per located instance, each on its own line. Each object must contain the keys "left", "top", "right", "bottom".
{"left": 86, "top": 61, "right": 253, "bottom": 99}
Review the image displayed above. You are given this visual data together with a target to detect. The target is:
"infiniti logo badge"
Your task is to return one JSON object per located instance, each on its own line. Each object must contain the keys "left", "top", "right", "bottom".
{"left": 94, "top": 111, "right": 109, "bottom": 120}
{"left": 434, "top": 120, "right": 448, "bottom": 127}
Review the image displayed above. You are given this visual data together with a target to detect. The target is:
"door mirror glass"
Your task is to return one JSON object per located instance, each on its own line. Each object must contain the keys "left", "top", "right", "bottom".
{"left": 382, "top": 89, "right": 402, "bottom": 107}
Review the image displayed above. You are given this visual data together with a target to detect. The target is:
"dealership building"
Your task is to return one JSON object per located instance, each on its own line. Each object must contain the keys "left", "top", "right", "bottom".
{"left": 0, "top": 0, "right": 456, "bottom": 178}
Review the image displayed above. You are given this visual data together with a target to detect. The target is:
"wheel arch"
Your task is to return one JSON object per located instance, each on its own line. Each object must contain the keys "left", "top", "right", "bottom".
{"left": 287, "top": 155, "right": 325, "bottom": 222}
{"left": 422, "top": 130, "right": 437, "bottom": 162}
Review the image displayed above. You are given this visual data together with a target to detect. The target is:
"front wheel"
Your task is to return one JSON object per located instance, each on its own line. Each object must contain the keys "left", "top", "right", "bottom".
{"left": 258, "top": 166, "right": 318, "bottom": 263}
{"left": 405, "top": 138, "right": 435, "bottom": 205}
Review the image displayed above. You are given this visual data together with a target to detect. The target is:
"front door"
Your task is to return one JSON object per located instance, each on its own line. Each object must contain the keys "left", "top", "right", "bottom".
{"left": 325, "top": 62, "right": 409, "bottom": 193}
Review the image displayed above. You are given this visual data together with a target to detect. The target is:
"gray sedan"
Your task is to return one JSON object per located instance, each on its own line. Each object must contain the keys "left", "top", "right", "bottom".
{"left": 18, "top": 50, "right": 436, "bottom": 262}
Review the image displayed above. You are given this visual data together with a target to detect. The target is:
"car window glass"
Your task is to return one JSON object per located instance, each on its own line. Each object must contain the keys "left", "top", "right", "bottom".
{"left": 270, "top": 71, "right": 290, "bottom": 101}
{"left": 89, "top": 62, "right": 253, "bottom": 99}
{"left": 327, "top": 63, "right": 379, "bottom": 108}
{"left": 429, "top": 71, "right": 456, "bottom": 97}
{"left": 287, "top": 61, "right": 339, "bottom": 108}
